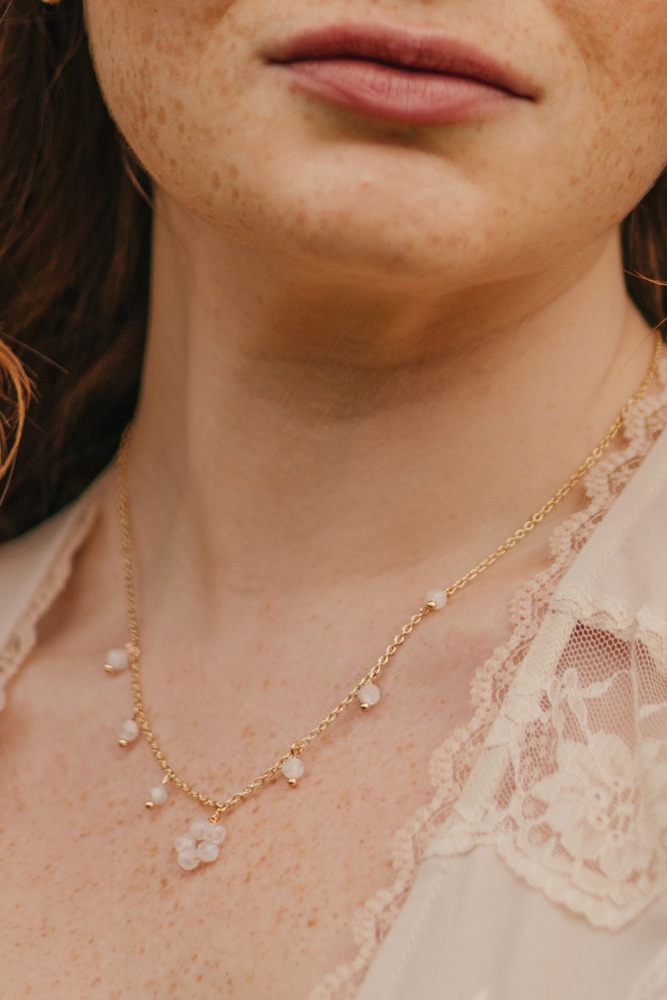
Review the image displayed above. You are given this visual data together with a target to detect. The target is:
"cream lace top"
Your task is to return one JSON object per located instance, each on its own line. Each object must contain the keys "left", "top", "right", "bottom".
{"left": 2, "top": 368, "right": 667, "bottom": 1000}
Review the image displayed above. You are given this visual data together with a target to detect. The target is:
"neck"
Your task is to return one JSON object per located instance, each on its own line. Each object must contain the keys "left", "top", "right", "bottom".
{"left": 127, "top": 192, "right": 654, "bottom": 608}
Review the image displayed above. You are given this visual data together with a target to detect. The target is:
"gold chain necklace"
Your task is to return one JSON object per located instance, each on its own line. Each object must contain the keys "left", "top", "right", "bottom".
{"left": 106, "top": 336, "right": 662, "bottom": 871}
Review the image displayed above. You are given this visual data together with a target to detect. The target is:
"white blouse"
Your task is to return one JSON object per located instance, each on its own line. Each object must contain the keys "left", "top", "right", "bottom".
{"left": 2, "top": 377, "right": 667, "bottom": 1000}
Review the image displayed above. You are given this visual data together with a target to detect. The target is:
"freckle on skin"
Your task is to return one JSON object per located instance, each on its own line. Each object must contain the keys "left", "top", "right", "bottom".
{"left": 212, "top": 171, "right": 222, "bottom": 191}
{"left": 157, "top": 106, "right": 167, "bottom": 125}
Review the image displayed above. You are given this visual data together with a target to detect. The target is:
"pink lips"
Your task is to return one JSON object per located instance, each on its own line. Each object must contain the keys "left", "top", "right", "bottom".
{"left": 268, "top": 24, "right": 536, "bottom": 126}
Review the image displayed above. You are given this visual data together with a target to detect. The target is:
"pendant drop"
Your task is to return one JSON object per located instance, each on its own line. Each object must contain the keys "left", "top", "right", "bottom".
{"left": 117, "top": 719, "right": 140, "bottom": 747}
{"left": 426, "top": 589, "right": 447, "bottom": 610}
{"left": 357, "top": 682, "right": 381, "bottom": 711}
{"left": 175, "top": 819, "right": 226, "bottom": 871}
{"left": 104, "top": 647, "right": 130, "bottom": 674}
{"left": 145, "top": 777, "right": 170, "bottom": 809}
{"left": 281, "top": 756, "right": 305, "bottom": 787}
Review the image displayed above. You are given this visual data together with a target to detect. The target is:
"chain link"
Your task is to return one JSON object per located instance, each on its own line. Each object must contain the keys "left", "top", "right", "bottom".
{"left": 115, "top": 334, "right": 662, "bottom": 821}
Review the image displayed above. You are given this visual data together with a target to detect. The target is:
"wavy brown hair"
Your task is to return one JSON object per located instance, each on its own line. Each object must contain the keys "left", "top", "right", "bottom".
{"left": 0, "top": 0, "right": 150, "bottom": 538}
{"left": 0, "top": 0, "right": 665, "bottom": 540}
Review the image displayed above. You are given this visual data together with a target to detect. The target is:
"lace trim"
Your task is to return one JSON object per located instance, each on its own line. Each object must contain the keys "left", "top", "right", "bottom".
{"left": 0, "top": 495, "right": 100, "bottom": 711}
{"left": 311, "top": 360, "right": 667, "bottom": 1000}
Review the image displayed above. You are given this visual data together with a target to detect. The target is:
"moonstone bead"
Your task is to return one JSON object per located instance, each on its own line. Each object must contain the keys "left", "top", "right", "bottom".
{"left": 426, "top": 588, "right": 448, "bottom": 610}
{"left": 104, "top": 648, "right": 129, "bottom": 673}
{"left": 177, "top": 849, "right": 200, "bottom": 871}
{"left": 148, "top": 784, "right": 168, "bottom": 806}
{"left": 174, "top": 835, "right": 196, "bottom": 853}
{"left": 190, "top": 819, "right": 215, "bottom": 842}
{"left": 205, "top": 824, "right": 227, "bottom": 846}
{"left": 118, "top": 719, "right": 139, "bottom": 742}
{"left": 357, "top": 682, "right": 381, "bottom": 708}
{"left": 282, "top": 757, "right": 305, "bottom": 782}
{"left": 197, "top": 840, "right": 219, "bottom": 863}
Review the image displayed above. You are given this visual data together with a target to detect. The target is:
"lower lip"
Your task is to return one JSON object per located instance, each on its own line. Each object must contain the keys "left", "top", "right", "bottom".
{"left": 277, "top": 59, "right": 517, "bottom": 125}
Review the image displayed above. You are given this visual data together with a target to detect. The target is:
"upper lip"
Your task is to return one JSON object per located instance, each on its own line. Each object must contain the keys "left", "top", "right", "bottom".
{"left": 268, "top": 23, "right": 538, "bottom": 100}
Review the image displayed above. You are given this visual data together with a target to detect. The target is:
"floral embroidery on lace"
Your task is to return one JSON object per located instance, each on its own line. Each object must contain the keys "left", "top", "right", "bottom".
{"left": 311, "top": 361, "right": 667, "bottom": 999}
{"left": 443, "top": 580, "right": 667, "bottom": 928}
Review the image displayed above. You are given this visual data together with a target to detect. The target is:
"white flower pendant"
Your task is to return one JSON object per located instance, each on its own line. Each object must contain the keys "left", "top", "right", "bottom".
{"left": 174, "top": 819, "right": 227, "bottom": 871}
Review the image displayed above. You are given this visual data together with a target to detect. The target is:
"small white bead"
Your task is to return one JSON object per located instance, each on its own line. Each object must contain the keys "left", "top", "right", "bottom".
{"left": 174, "top": 835, "right": 196, "bottom": 853}
{"left": 177, "top": 850, "right": 200, "bottom": 871}
{"left": 148, "top": 784, "right": 168, "bottom": 806}
{"left": 426, "top": 589, "right": 448, "bottom": 610}
{"left": 118, "top": 719, "right": 139, "bottom": 742}
{"left": 190, "top": 819, "right": 214, "bottom": 842}
{"left": 358, "top": 683, "right": 381, "bottom": 708}
{"left": 197, "top": 840, "right": 220, "bottom": 863}
{"left": 282, "top": 757, "right": 305, "bottom": 782}
{"left": 105, "top": 648, "right": 129, "bottom": 672}
{"left": 204, "top": 824, "right": 227, "bottom": 846}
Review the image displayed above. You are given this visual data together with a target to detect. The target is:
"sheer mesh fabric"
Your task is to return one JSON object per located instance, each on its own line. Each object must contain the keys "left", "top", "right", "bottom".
{"left": 311, "top": 361, "right": 667, "bottom": 1000}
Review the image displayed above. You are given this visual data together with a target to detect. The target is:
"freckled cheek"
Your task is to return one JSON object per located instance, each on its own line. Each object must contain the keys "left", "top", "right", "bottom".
{"left": 101, "top": 51, "right": 252, "bottom": 220}
{"left": 603, "top": 70, "right": 667, "bottom": 184}
{"left": 95, "top": 43, "right": 199, "bottom": 172}
{"left": 550, "top": 3, "right": 667, "bottom": 165}
{"left": 568, "top": 43, "right": 667, "bottom": 206}
{"left": 597, "top": 20, "right": 667, "bottom": 148}
{"left": 84, "top": 3, "right": 261, "bottom": 225}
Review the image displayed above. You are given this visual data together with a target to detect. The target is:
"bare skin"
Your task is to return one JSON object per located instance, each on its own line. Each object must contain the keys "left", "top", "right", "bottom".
{"left": 1, "top": 0, "right": 666, "bottom": 996}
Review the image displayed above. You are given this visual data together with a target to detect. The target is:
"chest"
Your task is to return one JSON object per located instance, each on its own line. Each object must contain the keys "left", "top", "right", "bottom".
{"left": 0, "top": 520, "right": 538, "bottom": 1000}
{"left": 0, "top": 631, "right": 499, "bottom": 1000}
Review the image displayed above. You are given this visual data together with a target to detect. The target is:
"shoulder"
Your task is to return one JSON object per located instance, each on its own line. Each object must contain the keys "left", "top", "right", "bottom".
{"left": 0, "top": 487, "right": 100, "bottom": 708}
